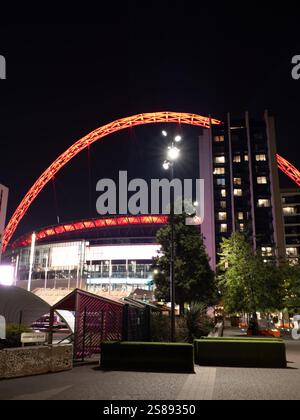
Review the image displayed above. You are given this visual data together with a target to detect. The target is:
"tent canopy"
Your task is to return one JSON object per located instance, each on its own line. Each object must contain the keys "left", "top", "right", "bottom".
{"left": 0, "top": 286, "right": 50, "bottom": 326}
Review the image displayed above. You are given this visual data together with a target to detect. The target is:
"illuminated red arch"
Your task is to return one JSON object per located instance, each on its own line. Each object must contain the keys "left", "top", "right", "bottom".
{"left": 2, "top": 111, "right": 299, "bottom": 252}
{"left": 276, "top": 154, "right": 300, "bottom": 187}
{"left": 2, "top": 112, "right": 221, "bottom": 251}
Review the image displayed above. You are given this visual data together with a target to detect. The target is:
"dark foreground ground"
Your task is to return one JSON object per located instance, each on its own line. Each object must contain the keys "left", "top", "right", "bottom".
{"left": 1, "top": 331, "right": 300, "bottom": 400}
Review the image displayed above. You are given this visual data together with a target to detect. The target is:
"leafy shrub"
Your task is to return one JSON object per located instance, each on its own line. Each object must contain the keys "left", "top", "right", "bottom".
{"left": 150, "top": 302, "right": 214, "bottom": 343}
{"left": 184, "top": 302, "right": 214, "bottom": 342}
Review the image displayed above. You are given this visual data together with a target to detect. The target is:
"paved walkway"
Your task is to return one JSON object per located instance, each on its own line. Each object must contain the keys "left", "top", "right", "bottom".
{"left": 1, "top": 332, "right": 299, "bottom": 400}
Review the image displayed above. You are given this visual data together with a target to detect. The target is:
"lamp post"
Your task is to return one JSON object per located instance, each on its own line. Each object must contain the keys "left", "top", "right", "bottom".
{"left": 162, "top": 131, "right": 181, "bottom": 342}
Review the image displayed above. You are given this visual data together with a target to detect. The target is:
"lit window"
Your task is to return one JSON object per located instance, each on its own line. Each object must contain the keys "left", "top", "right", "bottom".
{"left": 217, "top": 178, "right": 226, "bottom": 186}
{"left": 286, "top": 247, "right": 298, "bottom": 257}
{"left": 214, "top": 167, "right": 225, "bottom": 175}
{"left": 234, "top": 189, "right": 243, "bottom": 197}
{"left": 214, "top": 135, "right": 224, "bottom": 142}
{"left": 221, "top": 189, "right": 226, "bottom": 198}
{"left": 233, "top": 155, "right": 241, "bottom": 163}
{"left": 244, "top": 154, "right": 249, "bottom": 161}
{"left": 220, "top": 201, "right": 226, "bottom": 209}
{"left": 256, "top": 154, "right": 266, "bottom": 162}
{"left": 218, "top": 212, "right": 227, "bottom": 221}
{"left": 238, "top": 212, "right": 243, "bottom": 220}
{"left": 257, "top": 176, "right": 267, "bottom": 184}
{"left": 283, "top": 206, "right": 296, "bottom": 215}
{"left": 258, "top": 199, "right": 270, "bottom": 207}
{"left": 239, "top": 223, "right": 244, "bottom": 232}
{"left": 261, "top": 247, "right": 273, "bottom": 257}
{"left": 220, "top": 224, "right": 227, "bottom": 233}
{"left": 234, "top": 177, "right": 242, "bottom": 185}
{"left": 214, "top": 156, "right": 226, "bottom": 164}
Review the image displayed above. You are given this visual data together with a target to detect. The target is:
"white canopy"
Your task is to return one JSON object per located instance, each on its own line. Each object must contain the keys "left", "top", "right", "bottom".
{"left": 0, "top": 286, "right": 50, "bottom": 326}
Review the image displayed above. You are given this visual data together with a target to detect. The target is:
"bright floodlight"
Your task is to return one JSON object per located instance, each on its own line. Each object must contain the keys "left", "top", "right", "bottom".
{"left": 167, "top": 146, "right": 180, "bottom": 161}
{"left": 162, "top": 130, "right": 168, "bottom": 137}
{"left": 163, "top": 160, "right": 170, "bottom": 170}
{"left": 0, "top": 265, "right": 14, "bottom": 286}
{"left": 174, "top": 135, "right": 182, "bottom": 142}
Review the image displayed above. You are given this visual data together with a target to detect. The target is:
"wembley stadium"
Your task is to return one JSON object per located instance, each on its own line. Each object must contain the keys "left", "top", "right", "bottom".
{"left": 4, "top": 215, "right": 168, "bottom": 299}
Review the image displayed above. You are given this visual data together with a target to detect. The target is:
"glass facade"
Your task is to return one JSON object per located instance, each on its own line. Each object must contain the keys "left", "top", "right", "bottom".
{"left": 10, "top": 241, "right": 160, "bottom": 293}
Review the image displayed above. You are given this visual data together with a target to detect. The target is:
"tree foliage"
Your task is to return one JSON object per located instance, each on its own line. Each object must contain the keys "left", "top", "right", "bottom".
{"left": 282, "top": 259, "right": 300, "bottom": 313}
{"left": 218, "top": 232, "right": 284, "bottom": 314}
{"left": 153, "top": 214, "right": 217, "bottom": 313}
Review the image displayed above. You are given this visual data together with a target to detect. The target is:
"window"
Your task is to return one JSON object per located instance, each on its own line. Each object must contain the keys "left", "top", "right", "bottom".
{"left": 214, "top": 135, "right": 224, "bottom": 142}
{"left": 256, "top": 154, "right": 266, "bottom": 162}
{"left": 234, "top": 177, "right": 242, "bottom": 185}
{"left": 261, "top": 247, "right": 273, "bottom": 257}
{"left": 239, "top": 223, "right": 244, "bottom": 232}
{"left": 214, "top": 167, "right": 225, "bottom": 175}
{"left": 214, "top": 156, "right": 225, "bottom": 164}
{"left": 220, "top": 201, "right": 226, "bottom": 209}
{"left": 234, "top": 189, "right": 243, "bottom": 197}
{"left": 220, "top": 224, "right": 227, "bottom": 233}
{"left": 244, "top": 154, "right": 249, "bottom": 161}
{"left": 221, "top": 189, "right": 226, "bottom": 198}
{"left": 283, "top": 206, "right": 296, "bottom": 215}
{"left": 286, "top": 247, "right": 298, "bottom": 257}
{"left": 218, "top": 212, "right": 227, "bottom": 221}
{"left": 216, "top": 178, "right": 226, "bottom": 186}
{"left": 238, "top": 212, "right": 243, "bottom": 220}
{"left": 233, "top": 154, "right": 241, "bottom": 163}
{"left": 258, "top": 198, "right": 270, "bottom": 207}
{"left": 257, "top": 176, "right": 267, "bottom": 184}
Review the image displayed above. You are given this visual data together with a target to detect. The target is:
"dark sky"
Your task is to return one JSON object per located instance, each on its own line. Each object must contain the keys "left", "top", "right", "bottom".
{"left": 1, "top": 7, "right": 300, "bottom": 241}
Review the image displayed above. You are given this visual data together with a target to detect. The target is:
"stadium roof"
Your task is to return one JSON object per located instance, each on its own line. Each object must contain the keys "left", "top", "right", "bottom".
{"left": 11, "top": 215, "right": 168, "bottom": 249}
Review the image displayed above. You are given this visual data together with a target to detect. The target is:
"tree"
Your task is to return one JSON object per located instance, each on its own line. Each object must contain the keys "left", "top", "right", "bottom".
{"left": 152, "top": 213, "right": 217, "bottom": 315}
{"left": 218, "top": 232, "right": 284, "bottom": 315}
{"left": 282, "top": 259, "right": 300, "bottom": 313}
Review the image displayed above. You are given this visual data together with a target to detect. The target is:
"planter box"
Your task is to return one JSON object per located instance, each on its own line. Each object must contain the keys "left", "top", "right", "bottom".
{"left": 194, "top": 339, "right": 287, "bottom": 368}
{"left": 50, "top": 344, "right": 73, "bottom": 373}
{"left": 0, "top": 345, "right": 73, "bottom": 379}
{"left": 4, "top": 346, "right": 50, "bottom": 378}
{"left": 101, "top": 342, "right": 194, "bottom": 373}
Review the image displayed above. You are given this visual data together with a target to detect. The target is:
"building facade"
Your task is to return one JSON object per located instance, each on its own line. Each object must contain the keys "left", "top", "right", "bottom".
{"left": 5, "top": 215, "right": 165, "bottom": 294}
{"left": 281, "top": 188, "right": 300, "bottom": 260}
{"left": 0, "top": 184, "right": 9, "bottom": 260}
{"left": 199, "top": 111, "right": 285, "bottom": 268}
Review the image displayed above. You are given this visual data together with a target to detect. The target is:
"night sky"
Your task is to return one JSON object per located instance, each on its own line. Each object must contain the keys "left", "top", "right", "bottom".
{"left": 1, "top": 7, "right": 300, "bottom": 242}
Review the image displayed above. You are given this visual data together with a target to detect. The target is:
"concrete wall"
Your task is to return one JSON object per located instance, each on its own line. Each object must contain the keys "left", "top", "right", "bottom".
{"left": 0, "top": 344, "right": 73, "bottom": 379}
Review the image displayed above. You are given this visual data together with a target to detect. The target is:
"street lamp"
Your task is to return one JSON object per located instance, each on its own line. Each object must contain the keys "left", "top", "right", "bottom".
{"left": 162, "top": 130, "right": 181, "bottom": 342}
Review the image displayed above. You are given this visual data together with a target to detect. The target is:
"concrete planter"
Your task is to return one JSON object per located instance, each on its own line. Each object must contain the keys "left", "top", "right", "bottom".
{"left": 0, "top": 344, "right": 73, "bottom": 379}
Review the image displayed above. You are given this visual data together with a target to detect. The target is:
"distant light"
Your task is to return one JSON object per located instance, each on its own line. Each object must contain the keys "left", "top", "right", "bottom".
{"left": 167, "top": 146, "right": 180, "bottom": 161}
{"left": 193, "top": 201, "right": 199, "bottom": 207}
{"left": 174, "top": 135, "right": 182, "bottom": 142}
{"left": 0, "top": 266, "right": 14, "bottom": 286}
{"left": 153, "top": 269, "right": 159, "bottom": 275}
{"left": 162, "top": 130, "right": 168, "bottom": 137}
{"left": 163, "top": 160, "right": 170, "bottom": 170}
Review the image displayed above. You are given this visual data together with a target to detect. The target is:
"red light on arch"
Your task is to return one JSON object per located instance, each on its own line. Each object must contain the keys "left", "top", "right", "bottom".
{"left": 2, "top": 111, "right": 299, "bottom": 252}
{"left": 2, "top": 112, "right": 221, "bottom": 252}
{"left": 276, "top": 154, "right": 300, "bottom": 187}
{"left": 12, "top": 215, "right": 169, "bottom": 249}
